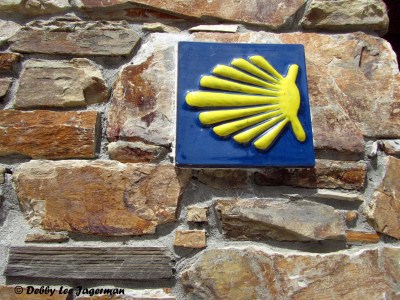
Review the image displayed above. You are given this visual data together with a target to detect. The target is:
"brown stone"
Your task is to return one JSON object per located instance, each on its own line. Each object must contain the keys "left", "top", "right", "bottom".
{"left": 379, "top": 139, "right": 400, "bottom": 156}
{"left": 0, "top": 110, "right": 99, "bottom": 159}
{"left": 0, "top": 286, "right": 67, "bottom": 300}
{"left": 0, "top": 53, "right": 22, "bottom": 71}
{"left": 174, "top": 230, "right": 206, "bottom": 248}
{"left": 74, "top": 0, "right": 305, "bottom": 29}
{"left": 300, "top": 0, "right": 389, "bottom": 36}
{"left": 194, "top": 169, "right": 247, "bottom": 189}
{"left": 13, "top": 160, "right": 190, "bottom": 236}
{"left": 143, "top": 22, "right": 180, "bottom": 33}
{"left": 215, "top": 199, "right": 345, "bottom": 241}
{"left": 107, "top": 33, "right": 187, "bottom": 146}
{"left": 108, "top": 141, "right": 169, "bottom": 163}
{"left": 14, "top": 59, "right": 109, "bottom": 108}
{"left": 346, "top": 230, "right": 380, "bottom": 243}
{"left": 180, "top": 246, "right": 400, "bottom": 299}
{"left": 193, "top": 32, "right": 400, "bottom": 157}
{"left": 0, "top": 20, "right": 21, "bottom": 47}
{"left": 25, "top": 233, "right": 69, "bottom": 243}
{"left": 9, "top": 19, "right": 140, "bottom": 56}
{"left": 187, "top": 206, "right": 208, "bottom": 223}
{"left": 0, "top": 0, "right": 70, "bottom": 16}
{"left": 0, "top": 77, "right": 12, "bottom": 99}
{"left": 253, "top": 159, "right": 366, "bottom": 190}
{"left": 345, "top": 211, "right": 359, "bottom": 223}
{"left": 368, "top": 156, "right": 400, "bottom": 239}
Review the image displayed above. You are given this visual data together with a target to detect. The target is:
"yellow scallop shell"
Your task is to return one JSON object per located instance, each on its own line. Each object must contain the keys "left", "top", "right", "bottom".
{"left": 185, "top": 55, "right": 306, "bottom": 150}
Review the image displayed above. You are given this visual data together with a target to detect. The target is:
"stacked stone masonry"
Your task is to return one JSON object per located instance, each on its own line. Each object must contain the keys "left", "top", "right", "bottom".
{"left": 0, "top": 0, "right": 399, "bottom": 299}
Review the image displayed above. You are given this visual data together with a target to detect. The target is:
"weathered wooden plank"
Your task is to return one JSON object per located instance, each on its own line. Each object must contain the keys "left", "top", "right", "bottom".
{"left": 5, "top": 247, "right": 174, "bottom": 280}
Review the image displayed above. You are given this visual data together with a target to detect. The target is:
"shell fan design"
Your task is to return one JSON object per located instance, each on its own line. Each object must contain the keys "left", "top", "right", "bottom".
{"left": 185, "top": 55, "right": 306, "bottom": 151}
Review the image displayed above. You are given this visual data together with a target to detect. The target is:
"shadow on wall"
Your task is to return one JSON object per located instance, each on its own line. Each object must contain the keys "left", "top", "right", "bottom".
{"left": 383, "top": 0, "right": 400, "bottom": 65}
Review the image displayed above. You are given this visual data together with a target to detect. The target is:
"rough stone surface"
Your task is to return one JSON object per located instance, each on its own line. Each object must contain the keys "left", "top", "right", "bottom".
{"left": 313, "top": 189, "right": 364, "bottom": 202}
{"left": 0, "top": 77, "right": 12, "bottom": 99}
{"left": 188, "top": 24, "right": 239, "bottom": 33}
{"left": 0, "top": 52, "right": 22, "bottom": 71}
{"left": 300, "top": 0, "right": 389, "bottom": 35}
{"left": 14, "top": 59, "right": 109, "bottom": 108}
{"left": 0, "top": 286, "right": 67, "bottom": 300}
{"left": 0, "top": 20, "right": 21, "bottom": 47}
{"left": 380, "top": 139, "right": 400, "bottom": 156}
{"left": 194, "top": 169, "right": 247, "bottom": 189}
{"left": 25, "top": 233, "right": 69, "bottom": 243}
{"left": 368, "top": 156, "right": 400, "bottom": 239}
{"left": 187, "top": 206, "right": 208, "bottom": 223}
{"left": 253, "top": 160, "right": 366, "bottom": 190}
{"left": 74, "top": 0, "right": 305, "bottom": 29}
{"left": 143, "top": 22, "right": 180, "bottom": 33}
{"left": 345, "top": 211, "right": 359, "bottom": 223}
{"left": 346, "top": 230, "right": 380, "bottom": 243}
{"left": 194, "top": 32, "right": 400, "bottom": 157}
{"left": 0, "top": 165, "right": 5, "bottom": 184}
{"left": 174, "top": 230, "right": 206, "bottom": 248}
{"left": 13, "top": 160, "right": 190, "bottom": 236}
{"left": 9, "top": 19, "right": 140, "bottom": 56}
{"left": 108, "top": 141, "right": 169, "bottom": 163}
{"left": 107, "top": 33, "right": 188, "bottom": 146}
{"left": 181, "top": 246, "right": 400, "bottom": 299}
{"left": 75, "top": 289, "right": 175, "bottom": 299}
{"left": 0, "top": 0, "right": 70, "bottom": 16}
{"left": 0, "top": 110, "right": 99, "bottom": 159}
{"left": 215, "top": 199, "right": 345, "bottom": 241}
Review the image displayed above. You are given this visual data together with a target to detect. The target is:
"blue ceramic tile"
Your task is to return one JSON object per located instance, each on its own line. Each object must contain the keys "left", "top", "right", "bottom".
{"left": 176, "top": 42, "right": 315, "bottom": 167}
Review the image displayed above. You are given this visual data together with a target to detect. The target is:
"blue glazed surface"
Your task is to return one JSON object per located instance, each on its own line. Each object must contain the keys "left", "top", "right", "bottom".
{"left": 176, "top": 42, "right": 315, "bottom": 167}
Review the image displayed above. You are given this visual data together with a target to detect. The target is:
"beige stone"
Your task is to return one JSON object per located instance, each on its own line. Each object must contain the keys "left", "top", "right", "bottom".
{"left": 189, "top": 24, "right": 239, "bottom": 33}
{"left": 9, "top": 19, "right": 140, "bottom": 56}
{"left": 345, "top": 211, "right": 359, "bottom": 223}
{"left": 0, "top": 0, "right": 70, "bottom": 16}
{"left": 380, "top": 139, "right": 400, "bottom": 156}
{"left": 0, "top": 52, "right": 22, "bottom": 71}
{"left": 0, "top": 165, "right": 5, "bottom": 184}
{"left": 181, "top": 246, "right": 400, "bottom": 299}
{"left": 143, "top": 22, "right": 180, "bottom": 33}
{"left": 194, "top": 169, "right": 247, "bottom": 189}
{"left": 346, "top": 230, "right": 380, "bottom": 243}
{"left": 300, "top": 0, "right": 389, "bottom": 35}
{"left": 215, "top": 199, "right": 345, "bottom": 241}
{"left": 0, "top": 20, "right": 21, "bottom": 47}
{"left": 0, "top": 286, "right": 67, "bottom": 300}
{"left": 25, "top": 233, "right": 69, "bottom": 243}
{"left": 174, "top": 230, "right": 206, "bottom": 248}
{"left": 0, "top": 78, "right": 12, "bottom": 99}
{"left": 13, "top": 160, "right": 190, "bottom": 236}
{"left": 14, "top": 59, "right": 109, "bottom": 108}
{"left": 0, "top": 110, "right": 99, "bottom": 159}
{"left": 313, "top": 189, "right": 364, "bottom": 202}
{"left": 108, "top": 141, "right": 168, "bottom": 163}
{"left": 253, "top": 159, "right": 366, "bottom": 190}
{"left": 368, "top": 156, "right": 400, "bottom": 239}
{"left": 187, "top": 206, "right": 208, "bottom": 223}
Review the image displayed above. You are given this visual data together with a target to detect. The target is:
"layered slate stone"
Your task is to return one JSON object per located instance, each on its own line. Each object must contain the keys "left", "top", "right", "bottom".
{"left": 0, "top": 20, "right": 21, "bottom": 47}
{"left": 0, "top": 53, "right": 22, "bottom": 71}
{"left": 180, "top": 246, "right": 400, "bottom": 299}
{"left": 215, "top": 199, "right": 345, "bottom": 241}
{"left": 13, "top": 160, "right": 190, "bottom": 236}
{"left": 174, "top": 230, "right": 207, "bottom": 248}
{"left": 346, "top": 231, "right": 380, "bottom": 244}
{"left": 0, "top": 78, "right": 12, "bottom": 99}
{"left": 300, "top": 0, "right": 389, "bottom": 35}
{"left": 194, "top": 32, "right": 400, "bottom": 159}
{"left": 0, "top": 110, "right": 99, "bottom": 159}
{"left": 9, "top": 19, "right": 140, "bottom": 56}
{"left": 253, "top": 159, "right": 366, "bottom": 190}
{"left": 108, "top": 141, "right": 169, "bottom": 163}
{"left": 14, "top": 59, "right": 109, "bottom": 108}
{"left": 107, "top": 33, "right": 188, "bottom": 146}
{"left": 25, "top": 233, "right": 69, "bottom": 243}
{"left": 367, "top": 156, "right": 400, "bottom": 239}
{"left": 0, "top": 286, "right": 67, "bottom": 300}
{"left": 74, "top": 0, "right": 305, "bottom": 29}
{"left": 0, "top": 0, "right": 70, "bottom": 16}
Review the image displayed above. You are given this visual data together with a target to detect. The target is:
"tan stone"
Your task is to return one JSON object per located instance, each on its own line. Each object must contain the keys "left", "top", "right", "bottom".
{"left": 345, "top": 211, "right": 359, "bottom": 223}
{"left": 0, "top": 286, "right": 67, "bottom": 300}
{"left": 108, "top": 141, "right": 168, "bottom": 163}
{"left": 14, "top": 59, "right": 109, "bottom": 108}
{"left": 25, "top": 233, "right": 69, "bottom": 243}
{"left": 368, "top": 156, "right": 400, "bottom": 239}
{"left": 0, "top": 77, "right": 12, "bottom": 99}
{"left": 13, "top": 160, "right": 190, "bottom": 236}
{"left": 194, "top": 169, "right": 247, "bottom": 189}
{"left": 0, "top": 110, "right": 99, "bottom": 159}
{"left": 215, "top": 199, "right": 345, "bottom": 241}
{"left": 253, "top": 159, "right": 366, "bottom": 190}
{"left": 189, "top": 24, "right": 239, "bottom": 33}
{"left": 74, "top": 0, "right": 305, "bottom": 28}
{"left": 0, "top": 0, "right": 70, "bottom": 16}
{"left": 143, "top": 22, "right": 180, "bottom": 33}
{"left": 180, "top": 246, "right": 400, "bottom": 299}
{"left": 380, "top": 139, "right": 400, "bottom": 156}
{"left": 0, "top": 20, "right": 21, "bottom": 47}
{"left": 313, "top": 189, "right": 364, "bottom": 202}
{"left": 346, "top": 230, "right": 380, "bottom": 243}
{"left": 187, "top": 206, "right": 208, "bottom": 223}
{"left": 0, "top": 165, "right": 5, "bottom": 184}
{"left": 9, "top": 19, "right": 140, "bottom": 56}
{"left": 300, "top": 0, "right": 389, "bottom": 35}
{"left": 0, "top": 52, "right": 22, "bottom": 71}
{"left": 174, "top": 230, "right": 206, "bottom": 248}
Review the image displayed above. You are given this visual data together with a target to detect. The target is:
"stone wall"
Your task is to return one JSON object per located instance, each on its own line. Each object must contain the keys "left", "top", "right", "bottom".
{"left": 0, "top": 1, "right": 399, "bottom": 299}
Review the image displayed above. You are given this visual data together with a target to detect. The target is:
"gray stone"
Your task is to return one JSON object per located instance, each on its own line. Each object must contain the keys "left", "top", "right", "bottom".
{"left": 0, "top": 165, "right": 5, "bottom": 184}
{"left": 379, "top": 140, "right": 400, "bottom": 156}
{"left": 215, "top": 199, "right": 345, "bottom": 241}
{"left": 0, "top": 0, "right": 71, "bottom": 16}
{"left": 0, "top": 20, "right": 21, "bottom": 47}
{"left": 0, "top": 78, "right": 12, "bottom": 99}
{"left": 14, "top": 59, "right": 109, "bottom": 108}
